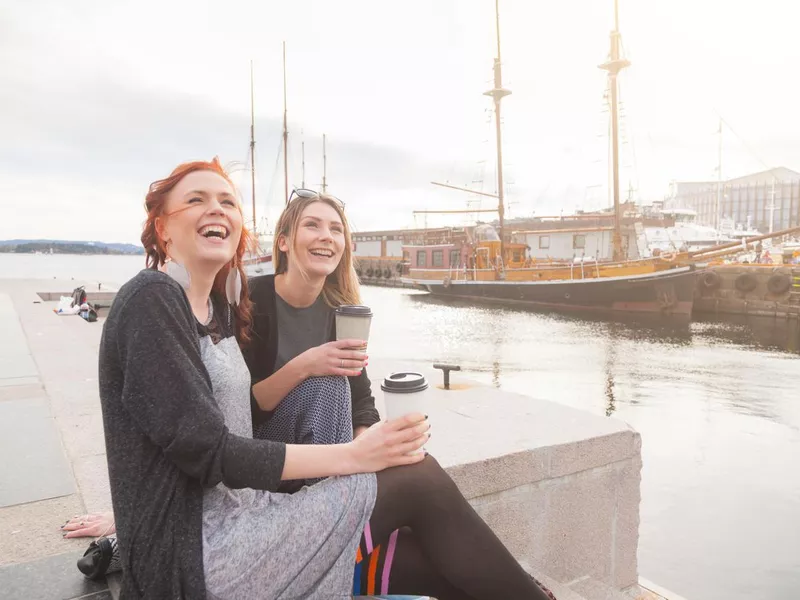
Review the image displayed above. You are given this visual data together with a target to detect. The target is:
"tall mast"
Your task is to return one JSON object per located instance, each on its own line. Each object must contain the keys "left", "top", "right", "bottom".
{"left": 599, "top": 0, "right": 630, "bottom": 261}
{"left": 321, "top": 133, "right": 328, "bottom": 193}
{"left": 282, "top": 42, "right": 289, "bottom": 205}
{"left": 483, "top": 0, "right": 511, "bottom": 265}
{"left": 249, "top": 60, "right": 257, "bottom": 237}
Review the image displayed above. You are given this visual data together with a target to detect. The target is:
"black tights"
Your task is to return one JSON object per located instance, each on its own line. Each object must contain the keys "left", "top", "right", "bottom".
{"left": 358, "top": 455, "right": 554, "bottom": 600}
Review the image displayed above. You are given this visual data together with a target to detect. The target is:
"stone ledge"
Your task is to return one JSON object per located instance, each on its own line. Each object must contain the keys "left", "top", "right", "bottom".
{"left": 370, "top": 359, "right": 643, "bottom": 595}
{"left": 370, "top": 360, "right": 639, "bottom": 489}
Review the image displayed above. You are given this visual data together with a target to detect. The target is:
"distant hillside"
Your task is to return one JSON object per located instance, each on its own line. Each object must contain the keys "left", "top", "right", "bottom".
{"left": 0, "top": 240, "right": 144, "bottom": 255}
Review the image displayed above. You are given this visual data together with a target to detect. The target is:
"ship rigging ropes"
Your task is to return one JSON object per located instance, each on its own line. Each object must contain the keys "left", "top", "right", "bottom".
{"left": 583, "top": 69, "right": 641, "bottom": 211}
{"left": 617, "top": 37, "right": 640, "bottom": 196}
{"left": 620, "top": 66, "right": 778, "bottom": 186}
{"left": 240, "top": 136, "right": 285, "bottom": 230}
{"left": 225, "top": 158, "right": 257, "bottom": 229}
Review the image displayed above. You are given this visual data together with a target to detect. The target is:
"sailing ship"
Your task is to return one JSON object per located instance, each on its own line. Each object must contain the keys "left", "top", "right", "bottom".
{"left": 401, "top": 0, "right": 697, "bottom": 316}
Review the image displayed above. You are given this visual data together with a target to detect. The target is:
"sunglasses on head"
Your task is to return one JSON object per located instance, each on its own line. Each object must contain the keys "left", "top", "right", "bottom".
{"left": 289, "top": 188, "right": 345, "bottom": 209}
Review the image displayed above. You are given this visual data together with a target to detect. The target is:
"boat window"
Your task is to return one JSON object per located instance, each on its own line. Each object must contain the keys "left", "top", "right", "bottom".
{"left": 573, "top": 234, "right": 586, "bottom": 249}
{"left": 432, "top": 250, "right": 444, "bottom": 267}
{"left": 539, "top": 235, "right": 550, "bottom": 249}
{"left": 450, "top": 249, "right": 460, "bottom": 268}
{"left": 416, "top": 250, "right": 427, "bottom": 267}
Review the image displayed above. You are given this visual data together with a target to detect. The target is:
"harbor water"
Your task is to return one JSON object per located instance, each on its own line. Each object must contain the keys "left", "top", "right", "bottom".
{"left": 2, "top": 253, "right": 798, "bottom": 600}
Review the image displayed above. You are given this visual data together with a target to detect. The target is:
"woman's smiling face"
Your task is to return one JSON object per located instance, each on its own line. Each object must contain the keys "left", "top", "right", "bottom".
{"left": 157, "top": 170, "right": 243, "bottom": 269}
{"left": 280, "top": 200, "right": 345, "bottom": 279}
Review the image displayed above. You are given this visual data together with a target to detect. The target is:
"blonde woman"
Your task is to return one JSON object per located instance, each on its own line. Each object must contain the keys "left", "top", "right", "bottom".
{"left": 245, "top": 191, "right": 378, "bottom": 471}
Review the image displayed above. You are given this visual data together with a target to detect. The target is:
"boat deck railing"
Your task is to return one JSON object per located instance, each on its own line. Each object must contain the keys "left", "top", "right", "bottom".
{"left": 434, "top": 255, "right": 683, "bottom": 284}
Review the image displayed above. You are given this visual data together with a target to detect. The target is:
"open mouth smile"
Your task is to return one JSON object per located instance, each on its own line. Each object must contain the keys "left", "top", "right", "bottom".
{"left": 309, "top": 248, "right": 334, "bottom": 258}
{"left": 198, "top": 224, "right": 230, "bottom": 241}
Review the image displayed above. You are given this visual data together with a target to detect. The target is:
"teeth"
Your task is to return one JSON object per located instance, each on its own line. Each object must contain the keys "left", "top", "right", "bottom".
{"left": 310, "top": 249, "right": 333, "bottom": 257}
{"left": 199, "top": 225, "right": 228, "bottom": 238}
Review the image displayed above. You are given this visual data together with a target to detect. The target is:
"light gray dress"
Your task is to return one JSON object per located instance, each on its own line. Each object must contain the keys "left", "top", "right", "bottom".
{"left": 197, "top": 305, "right": 377, "bottom": 599}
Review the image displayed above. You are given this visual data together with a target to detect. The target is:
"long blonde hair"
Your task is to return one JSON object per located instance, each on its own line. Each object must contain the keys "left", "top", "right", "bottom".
{"left": 273, "top": 194, "right": 361, "bottom": 307}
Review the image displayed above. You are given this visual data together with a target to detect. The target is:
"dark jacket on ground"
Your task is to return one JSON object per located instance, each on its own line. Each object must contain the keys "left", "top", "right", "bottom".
{"left": 98, "top": 270, "right": 286, "bottom": 599}
{"left": 245, "top": 274, "right": 381, "bottom": 430}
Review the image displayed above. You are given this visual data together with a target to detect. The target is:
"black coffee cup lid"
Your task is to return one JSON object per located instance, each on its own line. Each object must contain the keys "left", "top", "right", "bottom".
{"left": 381, "top": 372, "right": 428, "bottom": 394}
{"left": 335, "top": 305, "right": 372, "bottom": 317}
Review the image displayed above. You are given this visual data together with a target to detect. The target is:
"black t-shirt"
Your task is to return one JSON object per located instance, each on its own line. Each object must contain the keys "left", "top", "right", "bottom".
{"left": 244, "top": 274, "right": 380, "bottom": 431}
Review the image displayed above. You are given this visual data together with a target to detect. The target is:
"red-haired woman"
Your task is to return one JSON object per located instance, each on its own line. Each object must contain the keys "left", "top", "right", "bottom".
{"left": 97, "top": 158, "right": 554, "bottom": 599}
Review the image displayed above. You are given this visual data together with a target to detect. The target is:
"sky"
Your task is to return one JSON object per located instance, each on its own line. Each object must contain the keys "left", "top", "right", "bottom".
{"left": 3, "top": 0, "right": 800, "bottom": 244}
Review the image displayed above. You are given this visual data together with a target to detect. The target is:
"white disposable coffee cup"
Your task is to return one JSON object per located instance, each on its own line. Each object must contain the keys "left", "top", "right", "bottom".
{"left": 335, "top": 305, "right": 373, "bottom": 373}
{"left": 381, "top": 372, "right": 430, "bottom": 454}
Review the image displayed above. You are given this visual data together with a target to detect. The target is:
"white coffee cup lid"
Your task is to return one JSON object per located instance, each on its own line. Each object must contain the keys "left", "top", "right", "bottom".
{"left": 381, "top": 371, "right": 428, "bottom": 394}
{"left": 335, "top": 305, "right": 372, "bottom": 317}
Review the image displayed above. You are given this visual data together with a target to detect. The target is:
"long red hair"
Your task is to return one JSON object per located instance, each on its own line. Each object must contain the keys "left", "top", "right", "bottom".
{"left": 140, "top": 157, "right": 255, "bottom": 346}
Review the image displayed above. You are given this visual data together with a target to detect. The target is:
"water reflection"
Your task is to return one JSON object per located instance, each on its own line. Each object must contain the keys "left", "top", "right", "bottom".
{"left": 693, "top": 315, "right": 800, "bottom": 354}
{"left": 393, "top": 289, "right": 800, "bottom": 432}
{"left": 491, "top": 360, "right": 501, "bottom": 388}
{"left": 408, "top": 292, "right": 800, "bottom": 355}
{"left": 603, "top": 337, "right": 617, "bottom": 417}
{"left": 374, "top": 289, "right": 798, "bottom": 430}
{"left": 366, "top": 287, "right": 800, "bottom": 600}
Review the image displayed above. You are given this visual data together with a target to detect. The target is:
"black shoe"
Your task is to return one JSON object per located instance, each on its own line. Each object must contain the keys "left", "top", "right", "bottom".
{"left": 77, "top": 535, "right": 121, "bottom": 580}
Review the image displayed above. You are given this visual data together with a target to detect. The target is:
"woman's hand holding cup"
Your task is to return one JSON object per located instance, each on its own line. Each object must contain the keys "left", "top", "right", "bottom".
{"left": 345, "top": 413, "right": 430, "bottom": 473}
{"left": 296, "top": 339, "right": 368, "bottom": 378}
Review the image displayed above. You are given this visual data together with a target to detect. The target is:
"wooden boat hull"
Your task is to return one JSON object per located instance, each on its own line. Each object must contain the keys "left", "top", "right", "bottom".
{"left": 404, "top": 266, "right": 697, "bottom": 316}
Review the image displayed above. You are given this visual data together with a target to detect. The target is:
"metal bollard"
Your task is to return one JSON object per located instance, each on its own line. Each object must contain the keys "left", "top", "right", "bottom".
{"left": 433, "top": 363, "right": 461, "bottom": 390}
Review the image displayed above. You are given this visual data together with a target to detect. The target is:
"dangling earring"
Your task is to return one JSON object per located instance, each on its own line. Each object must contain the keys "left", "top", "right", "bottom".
{"left": 159, "top": 239, "right": 191, "bottom": 291}
{"left": 164, "top": 257, "right": 192, "bottom": 291}
{"left": 225, "top": 264, "right": 242, "bottom": 306}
